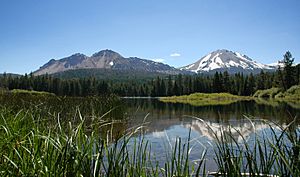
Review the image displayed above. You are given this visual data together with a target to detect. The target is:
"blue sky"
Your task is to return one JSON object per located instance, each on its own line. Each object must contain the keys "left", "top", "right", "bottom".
{"left": 0, "top": 0, "right": 299, "bottom": 74}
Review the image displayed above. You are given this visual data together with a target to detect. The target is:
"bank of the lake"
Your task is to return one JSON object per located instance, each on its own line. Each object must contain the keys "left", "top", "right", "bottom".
{"left": 159, "top": 92, "right": 251, "bottom": 106}
{"left": 160, "top": 85, "right": 300, "bottom": 108}
{"left": 253, "top": 85, "right": 300, "bottom": 101}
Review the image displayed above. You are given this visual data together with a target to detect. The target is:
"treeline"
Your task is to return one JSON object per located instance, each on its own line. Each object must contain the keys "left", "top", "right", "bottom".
{"left": 0, "top": 52, "right": 299, "bottom": 97}
{"left": 0, "top": 74, "right": 109, "bottom": 97}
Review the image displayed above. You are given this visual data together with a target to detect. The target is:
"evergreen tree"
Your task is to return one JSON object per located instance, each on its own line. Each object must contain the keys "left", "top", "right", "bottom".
{"left": 213, "top": 72, "right": 222, "bottom": 92}
{"left": 246, "top": 73, "right": 256, "bottom": 96}
{"left": 223, "top": 71, "right": 230, "bottom": 92}
{"left": 283, "top": 51, "right": 295, "bottom": 90}
{"left": 177, "top": 74, "right": 183, "bottom": 95}
{"left": 160, "top": 79, "right": 166, "bottom": 96}
{"left": 173, "top": 81, "right": 179, "bottom": 96}
{"left": 295, "top": 64, "right": 300, "bottom": 85}
{"left": 256, "top": 70, "right": 266, "bottom": 90}
{"left": 167, "top": 75, "right": 173, "bottom": 96}
{"left": 188, "top": 76, "right": 193, "bottom": 94}
{"left": 74, "top": 80, "right": 82, "bottom": 96}
{"left": 155, "top": 76, "right": 161, "bottom": 96}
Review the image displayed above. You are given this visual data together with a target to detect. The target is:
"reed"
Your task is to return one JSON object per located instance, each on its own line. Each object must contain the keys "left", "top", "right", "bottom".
{"left": 0, "top": 106, "right": 207, "bottom": 176}
{"left": 195, "top": 116, "right": 300, "bottom": 176}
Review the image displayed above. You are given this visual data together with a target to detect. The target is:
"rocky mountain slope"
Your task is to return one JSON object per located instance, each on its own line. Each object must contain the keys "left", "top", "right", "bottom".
{"left": 34, "top": 50, "right": 185, "bottom": 76}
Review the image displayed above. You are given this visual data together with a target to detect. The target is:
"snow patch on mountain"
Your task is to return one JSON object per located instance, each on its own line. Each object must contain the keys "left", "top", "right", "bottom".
{"left": 267, "top": 61, "right": 285, "bottom": 68}
{"left": 181, "top": 49, "right": 275, "bottom": 73}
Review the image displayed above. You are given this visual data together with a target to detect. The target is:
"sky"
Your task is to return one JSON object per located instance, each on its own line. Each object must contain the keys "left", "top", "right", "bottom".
{"left": 0, "top": 0, "right": 299, "bottom": 74}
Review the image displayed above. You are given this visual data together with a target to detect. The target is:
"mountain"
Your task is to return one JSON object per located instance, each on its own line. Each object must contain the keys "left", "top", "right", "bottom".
{"left": 180, "top": 49, "right": 276, "bottom": 74}
{"left": 34, "top": 49, "right": 186, "bottom": 76}
{"left": 0, "top": 73, "right": 21, "bottom": 78}
{"left": 267, "top": 61, "right": 285, "bottom": 69}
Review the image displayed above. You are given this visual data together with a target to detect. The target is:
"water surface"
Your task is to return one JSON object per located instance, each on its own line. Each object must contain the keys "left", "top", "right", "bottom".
{"left": 122, "top": 98, "right": 300, "bottom": 171}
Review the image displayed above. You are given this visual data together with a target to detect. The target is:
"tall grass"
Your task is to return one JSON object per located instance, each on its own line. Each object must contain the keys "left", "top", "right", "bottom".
{"left": 0, "top": 106, "right": 207, "bottom": 176}
{"left": 195, "top": 117, "right": 300, "bottom": 176}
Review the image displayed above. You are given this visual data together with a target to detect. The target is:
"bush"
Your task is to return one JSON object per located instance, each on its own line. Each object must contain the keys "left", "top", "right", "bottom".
{"left": 286, "top": 85, "right": 300, "bottom": 95}
{"left": 274, "top": 92, "right": 285, "bottom": 99}
{"left": 281, "top": 85, "right": 300, "bottom": 100}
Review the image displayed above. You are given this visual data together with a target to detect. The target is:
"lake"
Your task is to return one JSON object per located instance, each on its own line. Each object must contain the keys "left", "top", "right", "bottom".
{"left": 121, "top": 98, "right": 300, "bottom": 171}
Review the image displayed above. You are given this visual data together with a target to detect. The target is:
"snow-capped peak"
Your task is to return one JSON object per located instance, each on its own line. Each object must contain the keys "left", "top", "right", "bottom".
{"left": 181, "top": 49, "right": 274, "bottom": 74}
{"left": 267, "top": 60, "right": 285, "bottom": 68}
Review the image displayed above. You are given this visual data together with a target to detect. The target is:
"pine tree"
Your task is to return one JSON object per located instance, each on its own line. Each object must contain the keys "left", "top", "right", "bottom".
{"left": 160, "top": 79, "right": 166, "bottom": 96}
{"left": 256, "top": 70, "right": 266, "bottom": 90}
{"left": 155, "top": 76, "right": 161, "bottom": 96}
{"left": 177, "top": 74, "right": 183, "bottom": 95}
{"left": 173, "top": 81, "right": 179, "bottom": 96}
{"left": 74, "top": 80, "right": 82, "bottom": 96}
{"left": 246, "top": 73, "right": 256, "bottom": 96}
{"left": 223, "top": 71, "right": 230, "bottom": 92}
{"left": 295, "top": 64, "right": 300, "bottom": 85}
{"left": 283, "top": 51, "right": 295, "bottom": 90}
{"left": 213, "top": 72, "right": 222, "bottom": 92}
{"left": 167, "top": 75, "right": 173, "bottom": 96}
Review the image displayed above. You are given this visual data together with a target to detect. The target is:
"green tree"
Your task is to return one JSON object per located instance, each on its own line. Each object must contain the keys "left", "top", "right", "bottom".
{"left": 213, "top": 72, "right": 222, "bottom": 92}
{"left": 283, "top": 51, "right": 295, "bottom": 90}
{"left": 295, "top": 64, "right": 300, "bottom": 85}
{"left": 222, "top": 71, "right": 230, "bottom": 92}
{"left": 167, "top": 75, "right": 173, "bottom": 96}
{"left": 256, "top": 70, "right": 266, "bottom": 90}
{"left": 173, "top": 81, "right": 179, "bottom": 96}
{"left": 246, "top": 73, "right": 256, "bottom": 95}
{"left": 160, "top": 79, "right": 166, "bottom": 96}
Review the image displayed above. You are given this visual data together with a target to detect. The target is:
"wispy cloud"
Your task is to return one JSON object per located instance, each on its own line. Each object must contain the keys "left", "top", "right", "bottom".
{"left": 152, "top": 58, "right": 165, "bottom": 63}
{"left": 170, "top": 53, "right": 181, "bottom": 57}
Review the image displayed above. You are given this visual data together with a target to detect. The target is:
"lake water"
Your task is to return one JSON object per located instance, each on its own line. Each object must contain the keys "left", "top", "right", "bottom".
{"left": 121, "top": 98, "right": 300, "bottom": 172}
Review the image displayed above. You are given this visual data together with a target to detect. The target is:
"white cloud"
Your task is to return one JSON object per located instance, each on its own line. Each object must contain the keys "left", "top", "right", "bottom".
{"left": 170, "top": 53, "right": 181, "bottom": 57}
{"left": 152, "top": 58, "right": 165, "bottom": 63}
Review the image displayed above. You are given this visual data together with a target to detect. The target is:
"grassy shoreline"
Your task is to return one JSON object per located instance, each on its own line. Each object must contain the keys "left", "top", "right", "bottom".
{"left": 159, "top": 92, "right": 251, "bottom": 106}
{"left": 253, "top": 85, "right": 300, "bottom": 101}
{"left": 160, "top": 85, "right": 300, "bottom": 107}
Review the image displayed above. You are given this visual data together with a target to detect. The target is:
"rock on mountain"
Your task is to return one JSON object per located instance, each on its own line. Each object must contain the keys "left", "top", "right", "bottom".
{"left": 181, "top": 49, "right": 276, "bottom": 74}
{"left": 34, "top": 50, "right": 185, "bottom": 76}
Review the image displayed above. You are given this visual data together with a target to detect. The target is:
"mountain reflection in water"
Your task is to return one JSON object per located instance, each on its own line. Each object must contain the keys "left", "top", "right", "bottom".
{"left": 121, "top": 98, "right": 299, "bottom": 171}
